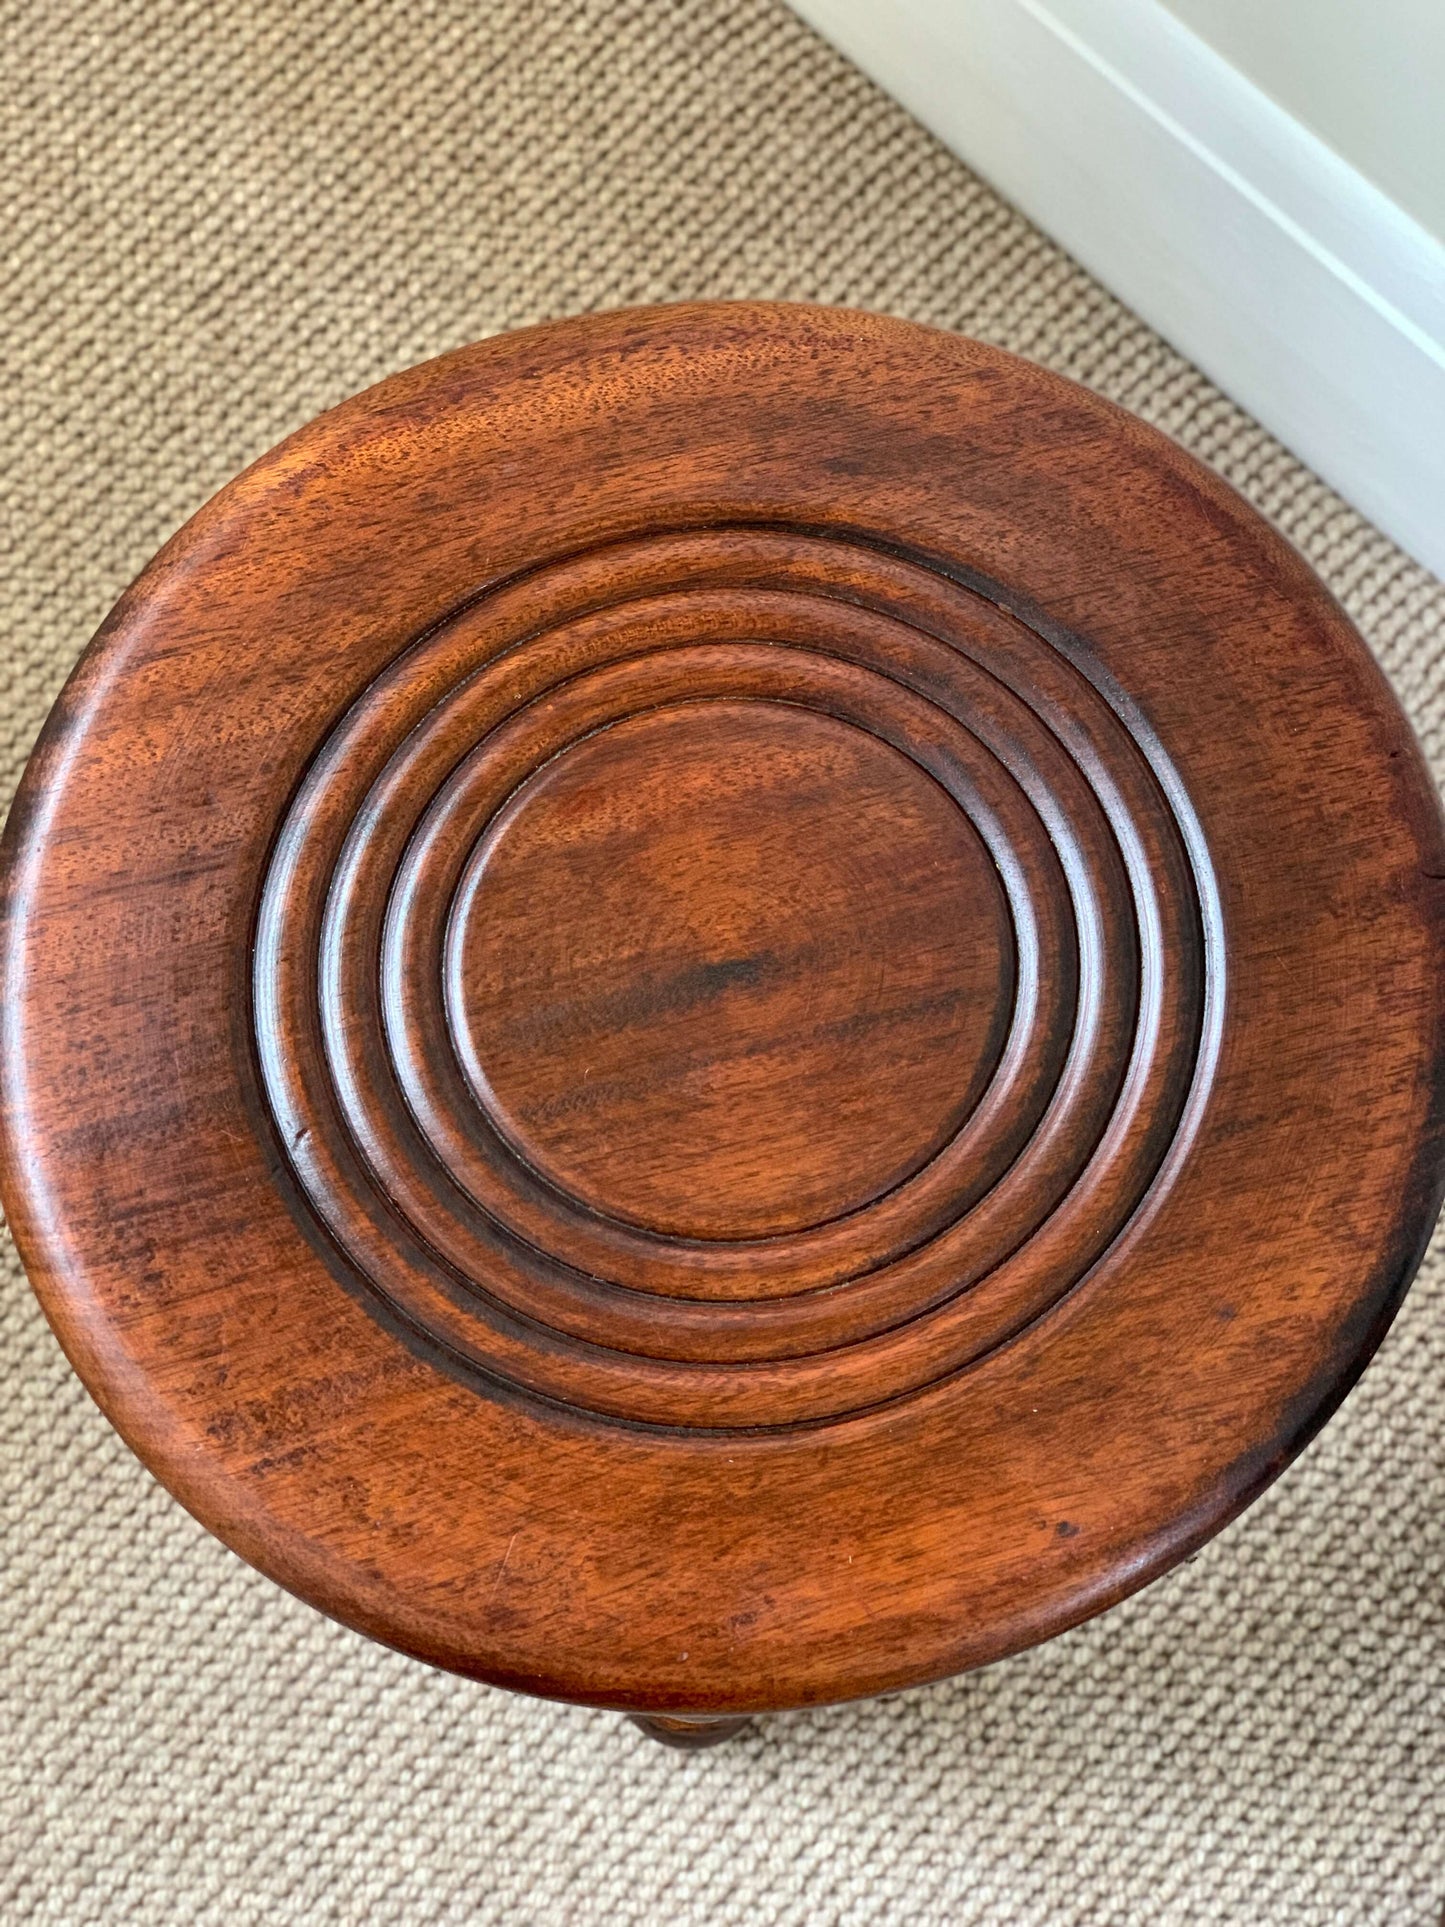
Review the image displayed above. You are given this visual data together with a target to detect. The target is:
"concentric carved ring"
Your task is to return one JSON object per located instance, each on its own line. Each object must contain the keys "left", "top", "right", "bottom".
{"left": 253, "top": 526, "right": 1217, "bottom": 1429}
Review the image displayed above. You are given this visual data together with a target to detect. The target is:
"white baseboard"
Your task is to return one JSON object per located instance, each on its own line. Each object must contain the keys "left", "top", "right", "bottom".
{"left": 788, "top": 0, "right": 1445, "bottom": 579}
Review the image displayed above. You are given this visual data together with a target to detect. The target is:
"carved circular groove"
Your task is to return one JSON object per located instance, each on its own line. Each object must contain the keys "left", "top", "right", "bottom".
{"left": 377, "top": 633, "right": 1080, "bottom": 1301}
{"left": 446, "top": 699, "right": 1015, "bottom": 1240}
{"left": 253, "top": 525, "right": 1215, "bottom": 1430}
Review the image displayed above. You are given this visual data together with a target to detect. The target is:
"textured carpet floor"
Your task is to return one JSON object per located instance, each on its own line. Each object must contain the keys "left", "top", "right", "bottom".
{"left": 3, "top": 2, "right": 1443, "bottom": 1923}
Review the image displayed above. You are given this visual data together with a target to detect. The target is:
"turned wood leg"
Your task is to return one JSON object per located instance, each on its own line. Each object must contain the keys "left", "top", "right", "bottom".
{"left": 628, "top": 1713, "right": 754, "bottom": 1749}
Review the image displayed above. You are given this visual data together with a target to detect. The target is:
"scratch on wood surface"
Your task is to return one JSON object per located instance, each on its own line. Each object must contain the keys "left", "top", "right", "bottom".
{"left": 486, "top": 1529, "right": 521, "bottom": 1606}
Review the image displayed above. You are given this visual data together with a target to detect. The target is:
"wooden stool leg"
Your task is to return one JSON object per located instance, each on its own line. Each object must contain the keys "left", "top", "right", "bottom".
{"left": 628, "top": 1713, "right": 753, "bottom": 1749}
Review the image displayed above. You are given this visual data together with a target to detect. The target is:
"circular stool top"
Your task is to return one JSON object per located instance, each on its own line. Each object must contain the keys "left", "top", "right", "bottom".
{"left": 3, "top": 303, "right": 1442, "bottom": 1715}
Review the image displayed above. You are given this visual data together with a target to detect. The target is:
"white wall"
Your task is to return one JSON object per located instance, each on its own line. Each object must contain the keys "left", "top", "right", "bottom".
{"left": 788, "top": 0, "right": 1445, "bottom": 577}
{"left": 1160, "top": 0, "right": 1445, "bottom": 238}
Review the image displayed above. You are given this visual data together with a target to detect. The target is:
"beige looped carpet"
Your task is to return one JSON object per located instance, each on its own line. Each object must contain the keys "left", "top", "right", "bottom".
{"left": 3, "top": 3, "right": 1442, "bottom": 1922}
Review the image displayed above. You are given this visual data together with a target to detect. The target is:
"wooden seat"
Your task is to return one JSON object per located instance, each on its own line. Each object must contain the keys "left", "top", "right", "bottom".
{"left": 3, "top": 303, "right": 1441, "bottom": 1744}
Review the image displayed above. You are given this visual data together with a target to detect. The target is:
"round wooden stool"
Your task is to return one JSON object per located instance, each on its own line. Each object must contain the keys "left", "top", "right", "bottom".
{"left": 4, "top": 304, "right": 1441, "bottom": 1746}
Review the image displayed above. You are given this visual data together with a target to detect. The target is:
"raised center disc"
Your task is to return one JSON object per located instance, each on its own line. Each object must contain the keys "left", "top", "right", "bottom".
{"left": 445, "top": 698, "right": 1015, "bottom": 1240}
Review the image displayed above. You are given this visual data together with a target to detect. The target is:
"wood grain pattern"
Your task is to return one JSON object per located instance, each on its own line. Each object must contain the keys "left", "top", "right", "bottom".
{"left": 2, "top": 303, "right": 1442, "bottom": 1729}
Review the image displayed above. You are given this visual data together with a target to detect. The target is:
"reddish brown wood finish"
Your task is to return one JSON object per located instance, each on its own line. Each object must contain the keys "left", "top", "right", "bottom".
{"left": 2, "top": 303, "right": 1442, "bottom": 1727}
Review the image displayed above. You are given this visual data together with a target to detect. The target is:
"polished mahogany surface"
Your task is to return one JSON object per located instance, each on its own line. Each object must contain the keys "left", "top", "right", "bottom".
{"left": 2, "top": 303, "right": 1441, "bottom": 1717}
